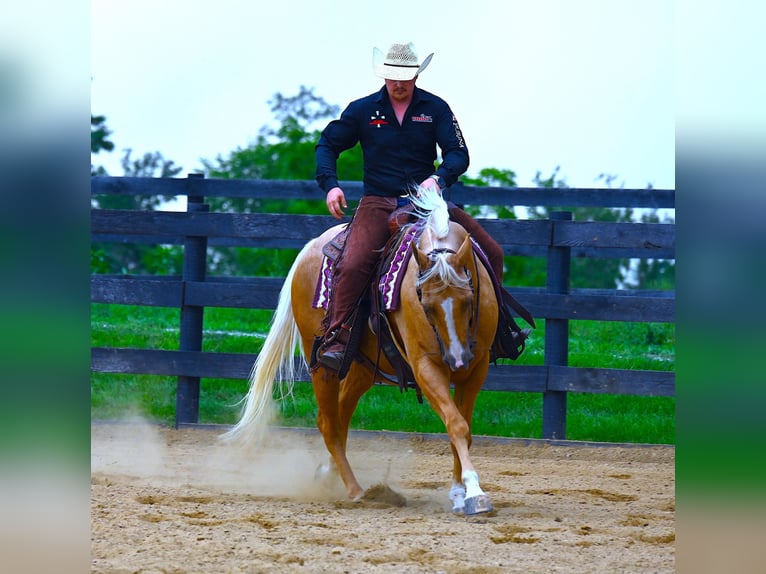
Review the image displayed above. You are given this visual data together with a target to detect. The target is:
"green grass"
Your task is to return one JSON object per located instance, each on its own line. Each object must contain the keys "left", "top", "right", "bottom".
{"left": 91, "top": 303, "right": 675, "bottom": 444}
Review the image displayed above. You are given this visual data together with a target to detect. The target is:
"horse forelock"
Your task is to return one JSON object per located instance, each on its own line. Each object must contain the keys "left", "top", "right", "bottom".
{"left": 408, "top": 186, "right": 472, "bottom": 290}
{"left": 417, "top": 255, "right": 471, "bottom": 292}
{"left": 416, "top": 226, "right": 472, "bottom": 292}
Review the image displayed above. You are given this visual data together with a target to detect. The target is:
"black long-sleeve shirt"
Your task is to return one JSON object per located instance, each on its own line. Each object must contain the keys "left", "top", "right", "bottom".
{"left": 315, "top": 86, "right": 469, "bottom": 197}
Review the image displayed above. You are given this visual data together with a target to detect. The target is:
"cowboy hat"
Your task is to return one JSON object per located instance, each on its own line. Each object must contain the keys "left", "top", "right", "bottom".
{"left": 373, "top": 42, "right": 434, "bottom": 81}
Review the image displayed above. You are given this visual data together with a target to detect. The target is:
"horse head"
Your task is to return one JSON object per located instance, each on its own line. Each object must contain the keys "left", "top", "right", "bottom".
{"left": 413, "top": 222, "right": 479, "bottom": 371}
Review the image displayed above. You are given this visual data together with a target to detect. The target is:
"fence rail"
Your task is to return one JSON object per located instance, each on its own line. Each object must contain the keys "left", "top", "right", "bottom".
{"left": 91, "top": 175, "right": 675, "bottom": 438}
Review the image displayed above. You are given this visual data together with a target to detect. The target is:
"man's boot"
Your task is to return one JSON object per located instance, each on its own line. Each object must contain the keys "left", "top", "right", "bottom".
{"left": 317, "top": 325, "right": 351, "bottom": 372}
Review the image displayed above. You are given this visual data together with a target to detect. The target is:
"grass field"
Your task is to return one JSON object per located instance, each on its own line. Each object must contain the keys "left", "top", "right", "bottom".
{"left": 91, "top": 304, "right": 675, "bottom": 444}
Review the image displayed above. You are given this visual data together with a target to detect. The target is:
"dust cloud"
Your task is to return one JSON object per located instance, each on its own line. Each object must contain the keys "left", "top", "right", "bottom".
{"left": 91, "top": 416, "right": 418, "bottom": 503}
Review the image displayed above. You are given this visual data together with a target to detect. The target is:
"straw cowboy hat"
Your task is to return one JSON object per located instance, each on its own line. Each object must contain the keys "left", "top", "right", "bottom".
{"left": 373, "top": 42, "right": 434, "bottom": 81}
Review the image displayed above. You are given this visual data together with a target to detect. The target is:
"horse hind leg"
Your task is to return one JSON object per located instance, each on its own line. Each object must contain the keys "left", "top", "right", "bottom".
{"left": 311, "top": 368, "right": 365, "bottom": 501}
{"left": 314, "top": 363, "right": 372, "bottom": 495}
{"left": 449, "top": 479, "right": 466, "bottom": 513}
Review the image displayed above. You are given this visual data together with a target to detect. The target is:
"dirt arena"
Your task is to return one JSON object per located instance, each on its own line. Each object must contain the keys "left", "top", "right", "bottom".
{"left": 91, "top": 421, "right": 675, "bottom": 573}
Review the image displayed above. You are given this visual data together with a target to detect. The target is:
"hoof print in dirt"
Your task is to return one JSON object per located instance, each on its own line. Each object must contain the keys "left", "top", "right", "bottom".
{"left": 361, "top": 483, "right": 407, "bottom": 507}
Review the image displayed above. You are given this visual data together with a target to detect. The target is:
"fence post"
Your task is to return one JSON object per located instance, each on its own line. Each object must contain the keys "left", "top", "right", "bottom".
{"left": 543, "top": 211, "right": 572, "bottom": 439}
{"left": 176, "top": 173, "right": 209, "bottom": 427}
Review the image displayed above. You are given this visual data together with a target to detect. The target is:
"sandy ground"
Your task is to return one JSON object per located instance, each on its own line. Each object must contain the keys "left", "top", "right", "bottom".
{"left": 91, "top": 422, "right": 675, "bottom": 573}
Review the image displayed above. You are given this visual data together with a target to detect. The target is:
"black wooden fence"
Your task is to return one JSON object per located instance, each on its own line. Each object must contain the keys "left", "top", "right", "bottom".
{"left": 91, "top": 175, "right": 675, "bottom": 438}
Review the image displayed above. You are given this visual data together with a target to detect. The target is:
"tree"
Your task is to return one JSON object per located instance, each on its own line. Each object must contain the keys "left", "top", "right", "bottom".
{"left": 461, "top": 167, "right": 518, "bottom": 189}
{"left": 202, "top": 85, "right": 361, "bottom": 214}
{"left": 91, "top": 115, "right": 114, "bottom": 176}
{"left": 199, "top": 86, "right": 362, "bottom": 277}
{"left": 91, "top": 115, "right": 114, "bottom": 154}
{"left": 90, "top": 115, "right": 184, "bottom": 274}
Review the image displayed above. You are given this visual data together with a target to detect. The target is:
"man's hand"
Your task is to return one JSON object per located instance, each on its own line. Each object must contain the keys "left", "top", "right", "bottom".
{"left": 326, "top": 187, "right": 347, "bottom": 219}
{"left": 418, "top": 176, "right": 442, "bottom": 196}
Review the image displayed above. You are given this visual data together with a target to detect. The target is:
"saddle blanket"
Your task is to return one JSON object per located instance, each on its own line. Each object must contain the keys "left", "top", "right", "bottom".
{"left": 312, "top": 221, "right": 422, "bottom": 312}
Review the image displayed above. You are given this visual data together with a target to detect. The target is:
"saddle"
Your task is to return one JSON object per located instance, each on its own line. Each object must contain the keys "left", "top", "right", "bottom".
{"left": 312, "top": 205, "right": 423, "bottom": 397}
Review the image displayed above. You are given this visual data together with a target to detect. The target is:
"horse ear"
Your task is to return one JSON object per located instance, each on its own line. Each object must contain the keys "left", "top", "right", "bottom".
{"left": 457, "top": 234, "right": 478, "bottom": 274}
{"left": 414, "top": 243, "right": 430, "bottom": 270}
{"left": 456, "top": 234, "right": 473, "bottom": 260}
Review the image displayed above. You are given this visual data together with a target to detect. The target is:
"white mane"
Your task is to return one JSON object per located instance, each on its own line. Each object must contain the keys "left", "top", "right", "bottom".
{"left": 410, "top": 185, "right": 450, "bottom": 238}
{"left": 410, "top": 185, "right": 472, "bottom": 292}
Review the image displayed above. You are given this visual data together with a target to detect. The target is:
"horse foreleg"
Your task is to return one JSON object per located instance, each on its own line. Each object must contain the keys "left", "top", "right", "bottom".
{"left": 418, "top": 368, "right": 493, "bottom": 515}
{"left": 312, "top": 369, "right": 365, "bottom": 501}
{"left": 447, "top": 444, "right": 491, "bottom": 514}
{"left": 449, "top": 368, "right": 493, "bottom": 514}
{"left": 450, "top": 376, "right": 481, "bottom": 484}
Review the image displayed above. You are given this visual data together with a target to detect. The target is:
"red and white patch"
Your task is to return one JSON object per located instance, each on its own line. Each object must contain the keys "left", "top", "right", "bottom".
{"left": 369, "top": 110, "right": 388, "bottom": 128}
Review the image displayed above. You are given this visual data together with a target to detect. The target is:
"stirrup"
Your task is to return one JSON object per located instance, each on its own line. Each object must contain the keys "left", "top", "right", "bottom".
{"left": 317, "top": 341, "right": 347, "bottom": 372}
{"left": 314, "top": 326, "right": 351, "bottom": 375}
{"left": 491, "top": 327, "right": 531, "bottom": 362}
{"left": 318, "top": 351, "right": 344, "bottom": 372}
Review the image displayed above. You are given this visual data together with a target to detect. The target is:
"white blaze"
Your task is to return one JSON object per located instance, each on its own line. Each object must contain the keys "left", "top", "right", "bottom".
{"left": 440, "top": 297, "right": 464, "bottom": 367}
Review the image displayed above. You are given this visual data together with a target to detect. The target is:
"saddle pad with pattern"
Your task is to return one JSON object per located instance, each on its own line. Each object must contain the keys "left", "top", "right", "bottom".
{"left": 312, "top": 220, "right": 425, "bottom": 312}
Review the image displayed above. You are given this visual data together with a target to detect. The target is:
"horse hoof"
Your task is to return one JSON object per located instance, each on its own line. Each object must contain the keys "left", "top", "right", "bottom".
{"left": 450, "top": 494, "right": 466, "bottom": 514}
{"left": 464, "top": 494, "right": 493, "bottom": 515}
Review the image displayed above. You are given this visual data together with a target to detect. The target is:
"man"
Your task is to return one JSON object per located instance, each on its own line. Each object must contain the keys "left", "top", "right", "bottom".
{"left": 314, "top": 41, "right": 522, "bottom": 372}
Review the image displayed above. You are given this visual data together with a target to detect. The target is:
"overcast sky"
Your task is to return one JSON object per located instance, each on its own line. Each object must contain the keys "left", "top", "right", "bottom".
{"left": 91, "top": 0, "right": 675, "bottom": 189}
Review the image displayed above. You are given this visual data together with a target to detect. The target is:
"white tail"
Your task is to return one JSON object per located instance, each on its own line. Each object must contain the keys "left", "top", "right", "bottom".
{"left": 221, "top": 240, "right": 311, "bottom": 447}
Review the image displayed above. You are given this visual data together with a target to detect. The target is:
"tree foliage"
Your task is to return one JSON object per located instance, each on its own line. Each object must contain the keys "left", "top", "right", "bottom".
{"left": 91, "top": 115, "right": 184, "bottom": 274}
{"left": 198, "top": 86, "right": 361, "bottom": 277}
{"left": 91, "top": 115, "right": 114, "bottom": 154}
{"left": 201, "top": 85, "right": 361, "bottom": 215}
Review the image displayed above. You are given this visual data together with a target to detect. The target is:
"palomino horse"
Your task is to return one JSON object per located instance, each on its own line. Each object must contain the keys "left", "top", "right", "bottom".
{"left": 224, "top": 188, "right": 498, "bottom": 515}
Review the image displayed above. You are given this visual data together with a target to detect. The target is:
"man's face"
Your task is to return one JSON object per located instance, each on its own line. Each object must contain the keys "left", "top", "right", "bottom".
{"left": 385, "top": 76, "right": 417, "bottom": 103}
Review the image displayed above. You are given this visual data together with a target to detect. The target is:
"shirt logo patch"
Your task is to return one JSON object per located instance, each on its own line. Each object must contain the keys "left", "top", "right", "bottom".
{"left": 369, "top": 110, "right": 388, "bottom": 128}
{"left": 411, "top": 114, "right": 433, "bottom": 123}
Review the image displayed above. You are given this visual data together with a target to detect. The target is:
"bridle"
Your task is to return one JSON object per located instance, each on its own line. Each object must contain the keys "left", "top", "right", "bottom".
{"left": 415, "top": 246, "right": 482, "bottom": 362}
